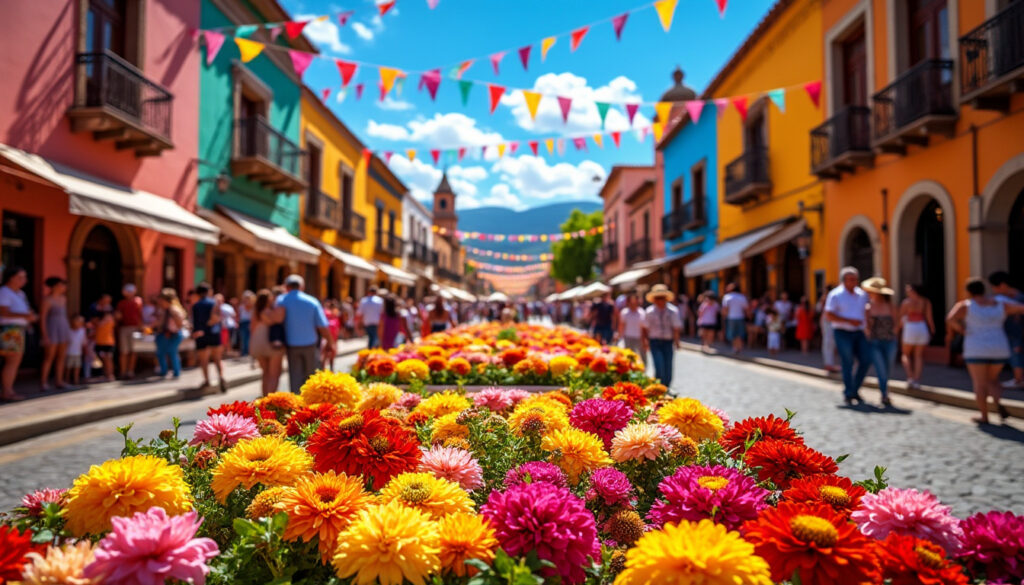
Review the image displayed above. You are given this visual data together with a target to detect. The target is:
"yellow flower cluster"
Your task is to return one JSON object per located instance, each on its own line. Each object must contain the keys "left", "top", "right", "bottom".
{"left": 378, "top": 472, "right": 474, "bottom": 520}
{"left": 548, "top": 355, "right": 579, "bottom": 377}
{"left": 541, "top": 427, "right": 612, "bottom": 483}
{"left": 430, "top": 412, "right": 469, "bottom": 444}
{"left": 299, "top": 370, "right": 362, "bottom": 408}
{"left": 358, "top": 382, "right": 403, "bottom": 411}
{"left": 211, "top": 436, "right": 312, "bottom": 503}
{"left": 396, "top": 358, "right": 431, "bottom": 382}
{"left": 657, "top": 397, "right": 725, "bottom": 441}
{"left": 413, "top": 391, "right": 471, "bottom": 418}
{"left": 508, "top": 400, "right": 569, "bottom": 436}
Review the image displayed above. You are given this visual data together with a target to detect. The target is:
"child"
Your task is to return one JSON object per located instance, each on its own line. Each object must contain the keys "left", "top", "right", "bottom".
{"left": 65, "top": 315, "right": 87, "bottom": 385}
{"left": 94, "top": 307, "right": 116, "bottom": 382}
{"left": 765, "top": 308, "right": 783, "bottom": 355}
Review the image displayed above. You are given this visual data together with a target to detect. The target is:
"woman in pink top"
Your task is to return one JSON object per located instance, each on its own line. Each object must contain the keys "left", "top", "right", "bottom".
{"left": 696, "top": 292, "right": 721, "bottom": 352}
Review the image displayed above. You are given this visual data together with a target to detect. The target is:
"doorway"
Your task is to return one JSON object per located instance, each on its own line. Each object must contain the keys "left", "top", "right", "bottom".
{"left": 844, "top": 227, "right": 875, "bottom": 278}
{"left": 747, "top": 255, "right": 768, "bottom": 299}
{"left": 914, "top": 200, "right": 947, "bottom": 344}
{"left": 781, "top": 243, "right": 806, "bottom": 300}
{"left": 1009, "top": 188, "right": 1024, "bottom": 287}
{"left": 212, "top": 254, "right": 228, "bottom": 295}
{"left": 246, "top": 261, "right": 261, "bottom": 293}
{"left": 1, "top": 212, "right": 40, "bottom": 302}
{"left": 80, "top": 225, "right": 123, "bottom": 309}
{"left": 327, "top": 266, "right": 338, "bottom": 300}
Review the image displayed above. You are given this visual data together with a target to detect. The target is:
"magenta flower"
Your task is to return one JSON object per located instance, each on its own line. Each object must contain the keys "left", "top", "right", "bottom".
{"left": 569, "top": 399, "right": 633, "bottom": 450}
{"left": 189, "top": 413, "right": 259, "bottom": 448}
{"left": 586, "top": 467, "right": 634, "bottom": 508}
{"left": 647, "top": 465, "right": 768, "bottom": 530}
{"left": 419, "top": 445, "right": 484, "bottom": 491}
{"left": 482, "top": 481, "right": 600, "bottom": 585}
{"left": 20, "top": 488, "right": 67, "bottom": 517}
{"left": 395, "top": 392, "right": 423, "bottom": 409}
{"left": 472, "top": 387, "right": 517, "bottom": 412}
{"left": 84, "top": 507, "right": 218, "bottom": 585}
{"left": 851, "top": 487, "right": 963, "bottom": 554}
{"left": 504, "top": 461, "right": 568, "bottom": 489}
{"left": 957, "top": 511, "right": 1024, "bottom": 582}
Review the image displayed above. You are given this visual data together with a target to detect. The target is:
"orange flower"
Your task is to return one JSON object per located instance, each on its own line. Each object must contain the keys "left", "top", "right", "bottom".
{"left": 499, "top": 348, "right": 527, "bottom": 367}
{"left": 277, "top": 471, "right": 374, "bottom": 563}
{"left": 589, "top": 356, "right": 609, "bottom": 373}
{"left": 448, "top": 358, "right": 471, "bottom": 376}
{"left": 366, "top": 355, "right": 397, "bottom": 378}
{"left": 427, "top": 356, "right": 448, "bottom": 372}
{"left": 602, "top": 382, "right": 649, "bottom": 409}
{"left": 874, "top": 533, "right": 968, "bottom": 585}
{"left": 743, "top": 440, "right": 838, "bottom": 489}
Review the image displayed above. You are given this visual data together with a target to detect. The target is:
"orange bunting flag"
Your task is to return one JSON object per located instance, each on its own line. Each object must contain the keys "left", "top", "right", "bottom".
{"left": 406, "top": 149, "right": 416, "bottom": 162}
{"left": 541, "top": 37, "right": 557, "bottom": 61}
{"left": 654, "top": 0, "right": 679, "bottom": 32}
{"left": 522, "top": 91, "right": 542, "bottom": 120}
{"left": 234, "top": 37, "right": 263, "bottom": 63}
{"left": 732, "top": 95, "right": 749, "bottom": 121}
{"left": 497, "top": 143, "right": 507, "bottom": 158}
{"left": 377, "top": 0, "right": 396, "bottom": 15}
{"left": 655, "top": 101, "right": 673, "bottom": 124}
{"left": 652, "top": 121, "right": 665, "bottom": 142}
{"left": 544, "top": 138, "right": 555, "bottom": 154}
{"left": 610, "top": 131, "right": 622, "bottom": 148}
{"left": 488, "top": 84, "right": 506, "bottom": 114}
{"left": 379, "top": 67, "right": 401, "bottom": 95}
{"left": 592, "top": 134, "right": 604, "bottom": 148}
{"left": 455, "top": 60, "right": 474, "bottom": 79}
{"left": 570, "top": 26, "right": 589, "bottom": 52}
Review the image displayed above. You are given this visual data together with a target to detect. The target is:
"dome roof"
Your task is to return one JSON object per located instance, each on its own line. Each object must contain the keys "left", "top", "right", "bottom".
{"left": 660, "top": 66, "right": 697, "bottom": 102}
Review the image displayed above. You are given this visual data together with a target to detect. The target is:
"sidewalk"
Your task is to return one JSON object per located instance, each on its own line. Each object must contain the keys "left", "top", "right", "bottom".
{"left": 0, "top": 338, "right": 367, "bottom": 446}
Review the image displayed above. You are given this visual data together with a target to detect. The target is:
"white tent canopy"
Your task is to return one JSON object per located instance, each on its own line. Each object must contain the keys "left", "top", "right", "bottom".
{"left": 579, "top": 281, "right": 611, "bottom": 298}
{"left": 557, "top": 286, "right": 584, "bottom": 301}
{"left": 608, "top": 267, "right": 657, "bottom": 288}
{"left": 487, "top": 292, "right": 510, "bottom": 303}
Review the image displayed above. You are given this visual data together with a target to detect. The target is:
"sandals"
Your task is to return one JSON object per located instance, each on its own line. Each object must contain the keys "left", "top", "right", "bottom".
{"left": 1, "top": 393, "right": 26, "bottom": 403}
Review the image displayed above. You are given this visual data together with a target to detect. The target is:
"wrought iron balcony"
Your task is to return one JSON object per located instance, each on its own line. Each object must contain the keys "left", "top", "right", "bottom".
{"left": 435, "top": 265, "right": 462, "bottom": 283}
{"left": 960, "top": 1, "right": 1024, "bottom": 111}
{"left": 409, "top": 241, "right": 438, "bottom": 264}
{"left": 625, "top": 238, "right": 652, "bottom": 264}
{"left": 375, "top": 230, "right": 404, "bottom": 256}
{"left": 602, "top": 242, "right": 619, "bottom": 264}
{"left": 231, "top": 116, "right": 306, "bottom": 193}
{"left": 662, "top": 201, "right": 703, "bottom": 239}
{"left": 810, "top": 106, "right": 873, "bottom": 179}
{"left": 67, "top": 51, "right": 173, "bottom": 157}
{"left": 724, "top": 148, "right": 771, "bottom": 204}
{"left": 305, "top": 190, "right": 340, "bottom": 229}
{"left": 340, "top": 210, "right": 366, "bottom": 240}
{"left": 872, "top": 59, "right": 957, "bottom": 154}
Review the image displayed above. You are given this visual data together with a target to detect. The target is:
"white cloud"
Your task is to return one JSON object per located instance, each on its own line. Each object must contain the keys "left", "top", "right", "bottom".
{"left": 377, "top": 96, "right": 414, "bottom": 111}
{"left": 405, "top": 113, "right": 505, "bottom": 148}
{"left": 448, "top": 165, "right": 488, "bottom": 182}
{"left": 351, "top": 21, "right": 374, "bottom": 40}
{"left": 296, "top": 14, "right": 351, "bottom": 55}
{"left": 491, "top": 155, "right": 606, "bottom": 200}
{"left": 481, "top": 184, "right": 525, "bottom": 210}
{"left": 500, "top": 73, "right": 650, "bottom": 135}
{"left": 366, "top": 121, "right": 409, "bottom": 141}
{"left": 386, "top": 155, "right": 442, "bottom": 203}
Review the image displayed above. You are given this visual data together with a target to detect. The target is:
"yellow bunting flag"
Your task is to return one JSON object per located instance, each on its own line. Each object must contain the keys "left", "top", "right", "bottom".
{"left": 654, "top": 0, "right": 679, "bottom": 32}
{"left": 592, "top": 134, "right": 604, "bottom": 148}
{"left": 545, "top": 138, "right": 555, "bottom": 154}
{"left": 541, "top": 37, "right": 557, "bottom": 61}
{"left": 652, "top": 121, "right": 665, "bottom": 142}
{"left": 235, "top": 37, "right": 263, "bottom": 63}
{"left": 655, "top": 101, "right": 673, "bottom": 123}
{"left": 380, "top": 67, "right": 402, "bottom": 95}
{"left": 497, "top": 143, "right": 507, "bottom": 158}
{"left": 407, "top": 149, "right": 416, "bottom": 162}
{"left": 522, "top": 91, "right": 542, "bottom": 121}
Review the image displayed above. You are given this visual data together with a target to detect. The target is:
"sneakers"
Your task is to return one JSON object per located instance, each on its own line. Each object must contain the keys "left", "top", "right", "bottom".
{"left": 1001, "top": 379, "right": 1024, "bottom": 389}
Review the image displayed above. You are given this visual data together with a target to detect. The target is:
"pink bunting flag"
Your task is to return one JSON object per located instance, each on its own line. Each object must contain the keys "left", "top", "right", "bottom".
{"left": 288, "top": 50, "right": 314, "bottom": 78}
{"left": 488, "top": 84, "right": 506, "bottom": 114}
{"left": 458, "top": 147, "right": 467, "bottom": 161}
{"left": 518, "top": 46, "right": 532, "bottom": 71}
{"left": 431, "top": 149, "right": 441, "bottom": 165}
{"left": 202, "top": 30, "right": 225, "bottom": 66}
{"left": 804, "top": 80, "right": 822, "bottom": 108}
{"left": 625, "top": 103, "right": 640, "bottom": 125}
{"left": 640, "top": 127, "right": 650, "bottom": 141}
{"left": 714, "top": 98, "right": 729, "bottom": 118}
{"left": 321, "top": 88, "right": 331, "bottom": 101}
{"left": 557, "top": 96, "right": 573, "bottom": 122}
{"left": 427, "top": 0, "right": 440, "bottom": 8}
{"left": 528, "top": 140, "right": 539, "bottom": 156}
{"left": 715, "top": 0, "right": 728, "bottom": 16}
{"left": 509, "top": 141, "right": 519, "bottom": 155}
{"left": 267, "top": 26, "right": 283, "bottom": 40}
{"left": 685, "top": 100, "right": 704, "bottom": 123}
{"left": 354, "top": 83, "right": 364, "bottom": 100}
{"left": 378, "top": 0, "right": 396, "bottom": 16}
{"left": 556, "top": 139, "right": 566, "bottom": 156}
{"left": 378, "top": 82, "right": 387, "bottom": 102}
{"left": 284, "top": 20, "right": 308, "bottom": 39}
{"left": 570, "top": 26, "right": 589, "bottom": 52}
{"left": 489, "top": 51, "right": 506, "bottom": 74}
{"left": 383, "top": 151, "right": 393, "bottom": 164}
{"left": 612, "top": 13, "right": 629, "bottom": 40}
{"left": 419, "top": 69, "right": 441, "bottom": 100}
{"left": 338, "top": 10, "right": 355, "bottom": 25}
{"left": 732, "top": 96, "right": 748, "bottom": 121}
{"left": 336, "top": 60, "right": 358, "bottom": 87}
{"left": 610, "top": 131, "right": 622, "bottom": 148}
{"left": 572, "top": 137, "right": 587, "bottom": 151}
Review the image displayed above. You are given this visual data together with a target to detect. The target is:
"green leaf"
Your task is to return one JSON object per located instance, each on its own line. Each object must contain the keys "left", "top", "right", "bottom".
{"left": 835, "top": 453, "right": 850, "bottom": 464}
{"left": 233, "top": 518, "right": 259, "bottom": 538}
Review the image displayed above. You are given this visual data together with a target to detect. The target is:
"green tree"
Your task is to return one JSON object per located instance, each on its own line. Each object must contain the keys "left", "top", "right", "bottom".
{"left": 550, "top": 209, "right": 603, "bottom": 284}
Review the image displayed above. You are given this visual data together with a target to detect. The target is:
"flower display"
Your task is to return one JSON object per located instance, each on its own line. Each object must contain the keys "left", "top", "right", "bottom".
{"left": 436, "top": 512, "right": 498, "bottom": 577}
{"left": 253, "top": 392, "right": 303, "bottom": 417}
{"left": 413, "top": 391, "right": 472, "bottom": 418}
{"left": 332, "top": 501, "right": 440, "bottom": 585}
{"left": 306, "top": 409, "right": 421, "bottom": 490}
{"left": 508, "top": 399, "right": 569, "bottom": 435}
{"left": 569, "top": 398, "right": 633, "bottom": 450}
{"left": 471, "top": 386, "right": 520, "bottom": 412}
{"left": 378, "top": 472, "right": 474, "bottom": 520}
{"left": 657, "top": 397, "right": 724, "bottom": 441}
{"left": 0, "top": 525, "right": 45, "bottom": 583}
{"left": 548, "top": 355, "right": 578, "bottom": 377}
{"left": 276, "top": 471, "right": 374, "bottom": 562}
{"left": 245, "top": 486, "right": 289, "bottom": 519}
{"left": 875, "top": 533, "right": 969, "bottom": 585}
{"left": 602, "top": 382, "right": 648, "bottom": 409}
{"left": 503, "top": 460, "right": 568, "bottom": 489}
{"left": 851, "top": 487, "right": 963, "bottom": 554}
{"left": 17, "top": 540, "right": 97, "bottom": 585}
{"left": 782, "top": 474, "right": 867, "bottom": 515}
{"left": 419, "top": 445, "right": 484, "bottom": 491}
{"left": 743, "top": 439, "right": 838, "bottom": 489}
{"left": 357, "top": 382, "right": 403, "bottom": 411}
{"left": 720, "top": 414, "right": 804, "bottom": 453}
{"left": 299, "top": 370, "right": 362, "bottom": 408}
{"left": 541, "top": 427, "right": 612, "bottom": 483}
{"left": 648, "top": 465, "right": 769, "bottom": 529}
{"left": 430, "top": 412, "right": 468, "bottom": 444}
{"left": 956, "top": 510, "right": 1024, "bottom": 583}
{"left": 396, "top": 358, "right": 431, "bottom": 382}
{"left": 20, "top": 487, "right": 67, "bottom": 517}
{"left": 610, "top": 423, "right": 672, "bottom": 462}
{"left": 207, "top": 400, "right": 274, "bottom": 422}
{"left": 189, "top": 413, "right": 260, "bottom": 448}
{"left": 284, "top": 403, "right": 341, "bottom": 436}
{"left": 210, "top": 436, "right": 311, "bottom": 503}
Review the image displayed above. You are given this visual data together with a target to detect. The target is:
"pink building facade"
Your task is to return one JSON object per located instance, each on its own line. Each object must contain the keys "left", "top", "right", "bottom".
{"left": 600, "top": 165, "right": 663, "bottom": 282}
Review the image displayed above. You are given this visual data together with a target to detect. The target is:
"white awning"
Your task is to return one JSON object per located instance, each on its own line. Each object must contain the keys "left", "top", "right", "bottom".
{"left": 744, "top": 219, "right": 806, "bottom": 258}
{"left": 579, "top": 281, "right": 612, "bottom": 298}
{"left": 0, "top": 143, "right": 219, "bottom": 244}
{"left": 557, "top": 285, "right": 584, "bottom": 301}
{"left": 374, "top": 261, "right": 417, "bottom": 287}
{"left": 200, "top": 206, "right": 320, "bottom": 264}
{"left": 447, "top": 287, "right": 476, "bottom": 302}
{"left": 488, "top": 292, "right": 510, "bottom": 302}
{"left": 544, "top": 293, "right": 560, "bottom": 303}
{"left": 608, "top": 267, "right": 657, "bottom": 287}
{"left": 317, "top": 242, "right": 377, "bottom": 280}
{"left": 684, "top": 222, "right": 793, "bottom": 277}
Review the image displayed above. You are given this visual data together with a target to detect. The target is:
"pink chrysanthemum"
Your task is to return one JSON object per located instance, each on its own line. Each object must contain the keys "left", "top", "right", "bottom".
{"left": 418, "top": 445, "right": 484, "bottom": 491}
{"left": 21, "top": 488, "right": 68, "bottom": 517}
{"left": 471, "top": 387, "right": 516, "bottom": 412}
{"left": 83, "top": 507, "right": 218, "bottom": 585}
{"left": 956, "top": 511, "right": 1024, "bottom": 583}
{"left": 851, "top": 487, "right": 963, "bottom": 554}
{"left": 656, "top": 423, "right": 684, "bottom": 444}
{"left": 189, "top": 413, "right": 260, "bottom": 448}
{"left": 709, "top": 407, "right": 731, "bottom": 429}
{"left": 647, "top": 465, "right": 768, "bottom": 530}
{"left": 482, "top": 481, "right": 600, "bottom": 585}
{"left": 569, "top": 399, "right": 633, "bottom": 450}
{"left": 395, "top": 392, "right": 422, "bottom": 409}
{"left": 504, "top": 461, "right": 568, "bottom": 489}
{"left": 586, "top": 467, "right": 634, "bottom": 508}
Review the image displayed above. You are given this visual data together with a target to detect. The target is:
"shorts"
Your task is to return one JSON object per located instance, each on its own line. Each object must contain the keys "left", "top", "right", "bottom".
{"left": 964, "top": 357, "right": 1008, "bottom": 365}
{"left": 95, "top": 345, "right": 114, "bottom": 356}
{"left": 66, "top": 354, "right": 82, "bottom": 368}
{"left": 117, "top": 326, "right": 139, "bottom": 352}
{"left": 1011, "top": 345, "right": 1024, "bottom": 370}
{"left": 195, "top": 333, "right": 220, "bottom": 350}
{"left": 725, "top": 318, "right": 747, "bottom": 342}
{"left": 0, "top": 325, "right": 25, "bottom": 353}
{"left": 902, "top": 321, "right": 931, "bottom": 346}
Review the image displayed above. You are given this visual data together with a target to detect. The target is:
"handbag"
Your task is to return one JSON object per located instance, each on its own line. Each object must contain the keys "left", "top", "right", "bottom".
{"left": 270, "top": 323, "right": 286, "bottom": 348}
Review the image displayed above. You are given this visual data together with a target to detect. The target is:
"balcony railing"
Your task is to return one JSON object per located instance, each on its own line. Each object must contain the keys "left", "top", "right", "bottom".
{"left": 872, "top": 59, "right": 957, "bottom": 152}
{"left": 436, "top": 265, "right": 462, "bottom": 283}
{"left": 305, "top": 190, "right": 340, "bottom": 229}
{"left": 602, "top": 242, "right": 619, "bottom": 264}
{"left": 959, "top": 0, "right": 1024, "bottom": 110}
{"left": 625, "top": 239, "right": 652, "bottom": 264}
{"left": 662, "top": 201, "right": 703, "bottom": 239}
{"left": 340, "top": 210, "right": 366, "bottom": 240}
{"left": 810, "top": 106, "right": 873, "bottom": 179}
{"left": 410, "top": 241, "right": 438, "bottom": 264}
{"left": 68, "top": 51, "right": 173, "bottom": 156}
{"left": 724, "top": 148, "right": 771, "bottom": 204}
{"left": 375, "top": 230, "right": 404, "bottom": 256}
{"left": 231, "top": 116, "right": 306, "bottom": 192}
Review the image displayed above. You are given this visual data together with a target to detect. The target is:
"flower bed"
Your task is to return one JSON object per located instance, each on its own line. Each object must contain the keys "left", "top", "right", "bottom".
{"left": 3, "top": 367, "right": 1022, "bottom": 584}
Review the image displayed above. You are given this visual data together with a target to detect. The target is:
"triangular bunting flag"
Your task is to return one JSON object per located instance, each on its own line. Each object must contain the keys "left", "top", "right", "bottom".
{"left": 455, "top": 60, "right": 474, "bottom": 79}
{"left": 430, "top": 149, "right": 441, "bottom": 165}
{"left": 654, "top": 0, "right": 679, "bottom": 31}
{"left": 458, "top": 147, "right": 467, "bottom": 161}
{"left": 284, "top": 20, "right": 308, "bottom": 39}
{"left": 269, "top": 26, "right": 282, "bottom": 41}
{"left": 768, "top": 88, "right": 786, "bottom": 113}
{"left": 610, "top": 131, "right": 621, "bottom": 148}
{"left": 518, "top": 46, "right": 532, "bottom": 71}
{"left": 378, "top": 0, "right": 396, "bottom": 16}
{"left": 528, "top": 141, "right": 539, "bottom": 156}
{"left": 714, "top": 98, "right": 729, "bottom": 118}
{"left": 592, "top": 134, "right": 604, "bottom": 148}
{"left": 234, "top": 37, "right": 263, "bottom": 63}
{"left": 655, "top": 101, "right": 673, "bottom": 123}
{"left": 556, "top": 139, "right": 566, "bottom": 155}
{"left": 572, "top": 137, "right": 587, "bottom": 151}
{"left": 489, "top": 51, "right": 506, "bottom": 74}
{"left": 685, "top": 100, "right": 704, "bottom": 124}
{"left": 383, "top": 151, "right": 393, "bottom": 164}
{"left": 361, "top": 149, "right": 371, "bottom": 166}
{"left": 522, "top": 91, "right": 542, "bottom": 121}
{"left": 202, "top": 31, "right": 225, "bottom": 66}
{"left": 235, "top": 24, "right": 259, "bottom": 38}
{"left": 509, "top": 141, "right": 519, "bottom": 155}
{"left": 458, "top": 80, "right": 473, "bottom": 106}
{"left": 480, "top": 146, "right": 488, "bottom": 158}
{"left": 379, "top": 67, "right": 401, "bottom": 95}
{"left": 545, "top": 139, "right": 555, "bottom": 154}
{"left": 288, "top": 50, "right": 314, "bottom": 78}
{"left": 732, "top": 96, "right": 748, "bottom": 121}
{"left": 596, "top": 102, "right": 610, "bottom": 128}
{"left": 612, "top": 13, "right": 629, "bottom": 40}
{"left": 715, "top": 0, "right": 728, "bottom": 17}
{"left": 394, "top": 75, "right": 405, "bottom": 97}
{"left": 427, "top": 0, "right": 440, "bottom": 8}
{"left": 321, "top": 88, "right": 331, "bottom": 101}
{"left": 355, "top": 83, "right": 364, "bottom": 100}
{"left": 378, "top": 81, "right": 387, "bottom": 102}
{"left": 570, "top": 26, "right": 589, "bottom": 52}
{"left": 497, "top": 143, "right": 507, "bottom": 158}
{"left": 804, "top": 80, "right": 822, "bottom": 108}
{"left": 488, "top": 84, "right": 506, "bottom": 114}
{"left": 625, "top": 103, "right": 640, "bottom": 125}
{"left": 557, "top": 96, "right": 573, "bottom": 123}
{"left": 336, "top": 60, "right": 358, "bottom": 87}
{"left": 406, "top": 149, "right": 416, "bottom": 162}
{"left": 652, "top": 121, "right": 665, "bottom": 142}
{"left": 541, "top": 37, "right": 557, "bottom": 61}
{"left": 419, "top": 69, "right": 441, "bottom": 100}
{"left": 338, "top": 10, "right": 354, "bottom": 25}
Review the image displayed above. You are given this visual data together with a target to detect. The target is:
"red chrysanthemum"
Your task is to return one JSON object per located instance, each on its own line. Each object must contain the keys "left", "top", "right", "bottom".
{"left": 720, "top": 415, "right": 804, "bottom": 454}
{"left": 782, "top": 475, "right": 867, "bottom": 516}
{"left": 0, "top": 526, "right": 45, "bottom": 583}
{"left": 207, "top": 400, "right": 276, "bottom": 421}
{"left": 306, "top": 409, "right": 421, "bottom": 490}
{"left": 612, "top": 356, "right": 632, "bottom": 375}
{"left": 601, "top": 382, "right": 648, "bottom": 409}
{"left": 366, "top": 356, "right": 396, "bottom": 378}
{"left": 285, "top": 403, "right": 343, "bottom": 436}
{"left": 426, "top": 356, "right": 447, "bottom": 372}
{"left": 499, "top": 348, "right": 527, "bottom": 367}
{"left": 742, "top": 502, "right": 879, "bottom": 585}
{"left": 589, "top": 356, "right": 609, "bottom": 373}
{"left": 744, "top": 440, "right": 838, "bottom": 489}
{"left": 875, "top": 533, "right": 969, "bottom": 585}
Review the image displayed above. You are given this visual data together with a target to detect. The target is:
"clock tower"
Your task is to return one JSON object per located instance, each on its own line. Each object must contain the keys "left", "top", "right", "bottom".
{"left": 432, "top": 171, "right": 458, "bottom": 234}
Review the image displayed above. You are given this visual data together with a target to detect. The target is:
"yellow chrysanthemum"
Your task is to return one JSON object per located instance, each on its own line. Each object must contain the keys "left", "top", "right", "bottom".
{"left": 610, "top": 423, "right": 671, "bottom": 463}
{"left": 254, "top": 391, "right": 304, "bottom": 414}
{"left": 413, "top": 391, "right": 472, "bottom": 418}
{"left": 436, "top": 512, "right": 498, "bottom": 577}
{"left": 300, "top": 370, "right": 363, "bottom": 408}
{"left": 657, "top": 397, "right": 724, "bottom": 441}
{"left": 541, "top": 427, "right": 612, "bottom": 484}
{"left": 396, "top": 359, "right": 431, "bottom": 382}
{"left": 430, "top": 412, "right": 469, "bottom": 444}
{"left": 64, "top": 455, "right": 191, "bottom": 536}
{"left": 548, "top": 355, "right": 579, "bottom": 377}
{"left": 357, "top": 383, "right": 403, "bottom": 411}
{"left": 246, "top": 486, "right": 290, "bottom": 519}
{"left": 18, "top": 540, "right": 97, "bottom": 585}
{"left": 277, "top": 471, "right": 375, "bottom": 563}
{"left": 332, "top": 500, "right": 440, "bottom": 585}
{"left": 614, "top": 519, "right": 772, "bottom": 585}
{"left": 508, "top": 401, "right": 569, "bottom": 436}
{"left": 417, "top": 345, "right": 446, "bottom": 358}
{"left": 517, "top": 393, "right": 570, "bottom": 413}
{"left": 378, "top": 472, "right": 474, "bottom": 520}
{"left": 210, "top": 436, "right": 312, "bottom": 503}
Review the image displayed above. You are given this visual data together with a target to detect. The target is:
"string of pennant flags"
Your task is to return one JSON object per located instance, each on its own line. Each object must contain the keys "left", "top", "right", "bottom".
{"left": 203, "top": 0, "right": 414, "bottom": 34}
{"left": 434, "top": 224, "right": 604, "bottom": 241}
{"left": 465, "top": 247, "right": 554, "bottom": 262}
{"left": 467, "top": 260, "right": 552, "bottom": 274}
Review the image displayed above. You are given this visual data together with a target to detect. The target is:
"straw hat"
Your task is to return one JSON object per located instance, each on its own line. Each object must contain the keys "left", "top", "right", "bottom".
{"left": 645, "top": 284, "right": 675, "bottom": 303}
{"left": 861, "top": 277, "right": 894, "bottom": 296}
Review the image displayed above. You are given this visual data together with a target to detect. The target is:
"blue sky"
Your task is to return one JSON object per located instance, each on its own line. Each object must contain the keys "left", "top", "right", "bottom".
{"left": 278, "top": 0, "right": 775, "bottom": 210}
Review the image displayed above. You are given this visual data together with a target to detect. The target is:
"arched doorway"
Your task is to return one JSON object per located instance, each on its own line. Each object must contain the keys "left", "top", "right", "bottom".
{"left": 977, "top": 154, "right": 1024, "bottom": 283}
{"left": 747, "top": 255, "right": 768, "bottom": 299}
{"left": 1009, "top": 189, "right": 1024, "bottom": 287}
{"left": 781, "top": 242, "right": 806, "bottom": 300}
{"left": 80, "top": 225, "right": 123, "bottom": 310}
{"left": 913, "top": 200, "right": 947, "bottom": 344}
{"left": 327, "top": 266, "right": 338, "bottom": 300}
{"left": 844, "top": 227, "right": 875, "bottom": 278}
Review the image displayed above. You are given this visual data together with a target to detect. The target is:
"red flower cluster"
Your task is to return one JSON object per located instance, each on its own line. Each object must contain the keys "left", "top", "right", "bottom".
{"left": 499, "top": 347, "right": 527, "bottom": 367}
{"left": 0, "top": 526, "right": 45, "bottom": 583}
{"left": 720, "top": 415, "right": 804, "bottom": 453}
{"left": 426, "top": 356, "right": 447, "bottom": 371}
{"left": 601, "top": 382, "right": 648, "bottom": 409}
{"left": 207, "top": 400, "right": 276, "bottom": 421}
{"left": 306, "top": 409, "right": 421, "bottom": 490}
{"left": 588, "top": 356, "right": 609, "bottom": 373}
{"left": 782, "top": 475, "right": 867, "bottom": 517}
{"left": 875, "top": 533, "right": 969, "bottom": 585}
{"left": 744, "top": 440, "right": 838, "bottom": 489}
{"left": 285, "top": 403, "right": 343, "bottom": 437}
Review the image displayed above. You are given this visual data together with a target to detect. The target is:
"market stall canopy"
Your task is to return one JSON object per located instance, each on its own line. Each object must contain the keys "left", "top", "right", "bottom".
{"left": 579, "top": 281, "right": 612, "bottom": 298}
{"left": 684, "top": 222, "right": 798, "bottom": 277}
{"left": 0, "top": 143, "right": 219, "bottom": 244}
{"left": 557, "top": 285, "right": 584, "bottom": 301}
{"left": 448, "top": 287, "right": 477, "bottom": 302}
{"left": 317, "top": 242, "right": 377, "bottom": 280}
{"left": 544, "top": 293, "right": 560, "bottom": 303}
{"left": 374, "top": 261, "right": 417, "bottom": 287}
{"left": 200, "top": 206, "right": 320, "bottom": 264}
{"left": 430, "top": 284, "right": 455, "bottom": 300}
{"left": 608, "top": 267, "right": 657, "bottom": 288}
{"left": 488, "top": 292, "right": 510, "bottom": 303}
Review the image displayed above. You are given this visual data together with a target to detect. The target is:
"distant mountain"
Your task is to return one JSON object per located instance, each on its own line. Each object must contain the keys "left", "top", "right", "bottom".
{"left": 456, "top": 201, "right": 602, "bottom": 257}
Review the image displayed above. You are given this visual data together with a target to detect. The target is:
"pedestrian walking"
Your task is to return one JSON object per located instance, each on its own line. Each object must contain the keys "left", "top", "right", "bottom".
{"left": 642, "top": 284, "right": 683, "bottom": 387}
{"left": 115, "top": 283, "right": 142, "bottom": 379}
{"left": 817, "top": 286, "right": 839, "bottom": 372}
{"left": 39, "top": 276, "right": 71, "bottom": 390}
{"left": 154, "top": 288, "right": 186, "bottom": 380}
{"left": 250, "top": 289, "right": 285, "bottom": 396}
{"left": 426, "top": 299, "right": 454, "bottom": 334}
{"left": 190, "top": 283, "right": 225, "bottom": 392}
{"left": 899, "top": 284, "right": 934, "bottom": 389}
{"left": 774, "top": 291, "right": 795, "bottom": 348}
{"left": 616, "top": 293, "right": 645, "bottom": 356}
{"left": 722, "top": 283, "right": 750, "bottom": 354}
{"left": 92, "top": 294, "right": 116, "bottom": 382}
{"left": 216, "top": 294, "right": 237, "bottom": 356}
{"left": 277, "top": 275, "right": 334, "bottom": 393}
{"left": 825, "top": 267, "right": 871, "bottom": 405}
{"left": 65, "top": 315, "right": 86, "bottom": 386}
{"left": 238, "top": 291, "right": 254, "bottom": 357}
{"left": 989, "top": 271, "right": 1024, "bottom": 389}
{"left": 589, "top": 292, "right": 616, "bottom": 344}
{"left": 862, "top": 277, "right": 897, "bottom": 407}
{"left": 0, "top": 266, "right": 36, "bottom": 402}
{"left": 795, "top": 295, "right": 815, "bottom": 354}
{"left": 380, "top": 295, "right": 411, "bottom": 350}
{"left": 358, "top": 286, "right": 384, "bottom": 349}
{"left": 946, "top": 277, "right": 1024, "bottom": 425}
{"left": 696, "top": 291, "right": 720, "bottom": 351}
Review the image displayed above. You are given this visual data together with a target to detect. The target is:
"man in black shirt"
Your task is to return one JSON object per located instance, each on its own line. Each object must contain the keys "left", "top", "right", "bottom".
{"left": 590, "top": 292, "right": 616, "bottom": 344}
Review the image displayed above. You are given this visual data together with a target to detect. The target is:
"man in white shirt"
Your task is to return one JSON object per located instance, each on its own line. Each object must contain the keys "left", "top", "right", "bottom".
{"left": 642, "top": 284, "right": 683, "bottom": 387}
{"left": 825, "top": 266, "right": 871, "bottom": 405}
{"left": 721, "top": 283, "right": 750, "bottom": 354}
{"left": 357, "top": 286, "right": 384, "bottom": 349}
{"left": 616, "top": 294, "right": 646, "bottom": 356}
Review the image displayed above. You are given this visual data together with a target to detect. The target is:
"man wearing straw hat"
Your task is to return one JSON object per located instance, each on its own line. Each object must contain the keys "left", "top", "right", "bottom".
{"left": 642, "top": 284, "right": 683, "bottom": 386}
